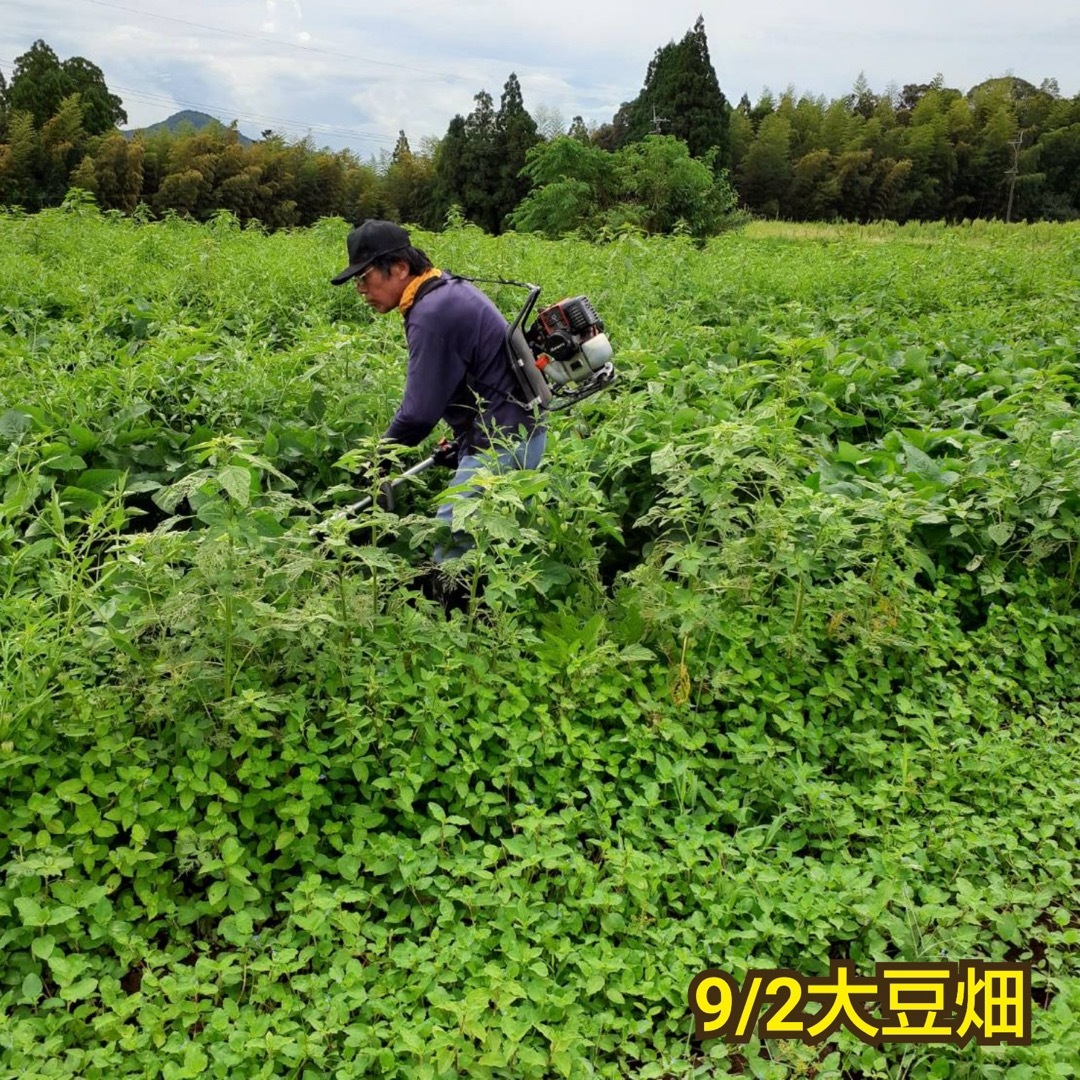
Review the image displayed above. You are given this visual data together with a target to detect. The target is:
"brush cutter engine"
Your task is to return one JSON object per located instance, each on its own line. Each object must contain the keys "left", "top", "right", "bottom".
{"left": 503, "top": 284, "right": 616, "bottom": 411}
{"left": 527, "top": 296, "right": 615, "bottom": 399}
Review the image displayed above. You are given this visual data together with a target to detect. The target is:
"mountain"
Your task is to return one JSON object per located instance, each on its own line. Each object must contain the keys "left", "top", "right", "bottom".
{"left": 122, "top": 110, "right": 256, "bottom": 145}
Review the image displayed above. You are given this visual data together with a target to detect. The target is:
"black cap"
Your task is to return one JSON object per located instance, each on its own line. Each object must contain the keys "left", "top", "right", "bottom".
{"left": 330, "top": 220, "right": 411, "bottom": 285}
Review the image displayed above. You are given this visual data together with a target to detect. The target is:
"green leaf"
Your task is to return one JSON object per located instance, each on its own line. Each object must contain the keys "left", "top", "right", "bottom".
{"left": 835, "top": 441, "right": 868, "bottom": 465}
{"left": 47, "top": 905, "right": 79, "bottom": 926}
{"left": 42, "top": 450, "right": 87, "bottom": 472}
{"left": 61, "top": 977, "right": 98, "bottom": 1001}
{"left": 216, "top": 464, "right": 252, "bottom": 507}
{"left": 59, "top": 486, "right": 104, "bottom": 511}
{"left": 1, "top": 408, "right": 32, "bottom": 439}
{"left": 67, "top": 423, "right": 97, "bottom": 452}
{"left": 901, "top": 439, "right": 940, "bottom": 482}
{"left": 75, "top": 468, "right": 125, "bottom": 494}
{"left": 183, "top": 1045, "right": 209, "bottom": 1075}
{"left": 32, "top": 934, "right": 56, "bottom": 960}
{"left": 221, "top": 837, "right": 243, "bottom": 866}
{"left": 21, "top": 972, "right": 43, "bottom": 1001}
{"left": 14, "top": 897, "right": 45, "bottom": 926}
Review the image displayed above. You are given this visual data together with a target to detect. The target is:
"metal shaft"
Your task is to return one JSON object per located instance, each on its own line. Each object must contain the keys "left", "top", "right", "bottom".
{"left": 344, "top": 454, "right": 437, "bottom": 513}
{"left": 315, "top": 454, "right": 437, "bottom": 533}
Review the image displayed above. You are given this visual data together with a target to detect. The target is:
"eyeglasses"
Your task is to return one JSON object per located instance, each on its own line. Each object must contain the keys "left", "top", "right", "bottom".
{"left": 353, "top": 265, "right": 380, "bottom": 289}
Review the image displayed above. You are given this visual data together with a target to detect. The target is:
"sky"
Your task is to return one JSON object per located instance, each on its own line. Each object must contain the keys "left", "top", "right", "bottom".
{"left": 2, "top": 0, "right": 1077, "bottom": 157}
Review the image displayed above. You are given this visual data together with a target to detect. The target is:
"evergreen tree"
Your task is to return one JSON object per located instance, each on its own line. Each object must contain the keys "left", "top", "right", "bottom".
{"left": 462, "top": 90, "right": 500, "bottom": 231}
{"left": 211, "top": 141, "right": 262, "bottom": 221}
{"left": 137, "top": 128, "right": 174, "bottom": 208}
{"left": 0, "top": 70, "right": 8, "bottom": 141}
{"left": 6, "top": 40, "right": 125, "bottom": 135}
{"left": 590, "top": 102, "right": 632, "bottom": 152}
{"left": 619, "top": 16, "right": 730, "bottom": 166}
{"left": 5, "top": 42, "right": 67, "bottom": 129}
{"left": 3, "top": 34, "right": 1077, "bottom": 225}
{"left": 245, "top": 135, "right": 301, "bottom": 229}
{"left": 69, "top": 154, "right": 97, "bottom": 197}
{"left": 341, "top": 162, "right": 382, "bottom": 227}
{"left": 568, "top": 116, "right": 590, "bottom": 143}
{"left": 432, "top": 114, "right": 471, "bottom": 225}
{"left": 59, "top": 55, "right": 127, "bottom": 135}
{"left": 818, "top": 97, "right": 856, "bottom": 156}
{"left": 390, "top": 130, "right": 411, "bottom": 163}
{"left": 494, "top": 73, "right": 540, "bottom": 231}
{"left": 433, "top": 85, "right": 524, "bottom": 233}
{"left": 294, "top": 144, "right": 348, "bottom": 225}
{"left": 383, "top": 130, "right": 437, "bottom": 228}
{"left": 898, "top": 78, "right": 942, "bottom": 118}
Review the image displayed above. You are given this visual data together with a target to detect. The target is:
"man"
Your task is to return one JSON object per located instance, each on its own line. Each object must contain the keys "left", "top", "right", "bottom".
{"left": 330, "top": 219, "right": 546, "bottom": 572}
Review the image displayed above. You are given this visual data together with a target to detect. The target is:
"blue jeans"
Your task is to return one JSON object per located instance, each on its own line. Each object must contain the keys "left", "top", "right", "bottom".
{"left": 434, "top": 428, "right": 547, "bottom": 564}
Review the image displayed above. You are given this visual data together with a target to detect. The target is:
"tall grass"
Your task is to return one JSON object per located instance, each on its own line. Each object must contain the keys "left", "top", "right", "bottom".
{"left": 0, "top": 206, "right": 1078, "bottom": 1078}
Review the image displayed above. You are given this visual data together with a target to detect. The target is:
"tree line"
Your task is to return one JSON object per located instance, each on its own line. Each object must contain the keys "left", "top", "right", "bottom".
{"left": 1, "top": 29, "right": 1077, "bottom": 235}
{"left": 730, "top": 74, "right": 1079, "bottom": 223}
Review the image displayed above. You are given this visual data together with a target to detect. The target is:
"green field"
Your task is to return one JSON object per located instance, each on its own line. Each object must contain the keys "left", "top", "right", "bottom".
{"left": 1, "top": 206, "right": 1079, "bottom": 1078}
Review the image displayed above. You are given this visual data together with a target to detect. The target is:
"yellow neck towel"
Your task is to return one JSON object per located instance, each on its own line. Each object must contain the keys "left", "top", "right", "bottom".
{"left": 398, "top": 268, "right": 443, "bottom": 315}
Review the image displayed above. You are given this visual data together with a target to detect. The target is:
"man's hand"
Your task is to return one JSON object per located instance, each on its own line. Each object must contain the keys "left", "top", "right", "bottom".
{"left": 432, "top": 438, "right": 459, "bottom": 469}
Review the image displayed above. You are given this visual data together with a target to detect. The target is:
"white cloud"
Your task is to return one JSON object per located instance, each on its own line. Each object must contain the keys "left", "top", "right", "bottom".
{"left": 1, "top": 0, "right": 1075, "bottom": 153}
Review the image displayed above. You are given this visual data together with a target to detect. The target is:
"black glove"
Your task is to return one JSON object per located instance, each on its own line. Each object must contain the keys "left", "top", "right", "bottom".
{"left": 432, "top": 438, "right": 460, "bottom": 469}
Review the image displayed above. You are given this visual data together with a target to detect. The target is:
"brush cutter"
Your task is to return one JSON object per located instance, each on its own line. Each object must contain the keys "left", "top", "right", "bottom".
{"left": 313, "top": 453, "right": 438, "bottom": 534}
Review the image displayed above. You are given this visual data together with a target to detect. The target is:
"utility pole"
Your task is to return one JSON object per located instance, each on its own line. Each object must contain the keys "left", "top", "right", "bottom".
{"left": 650, "top": 105, "right": 669, "bottom": 134}
{"left": 1004, "top": 129, "right": 1026, "bottom": 224}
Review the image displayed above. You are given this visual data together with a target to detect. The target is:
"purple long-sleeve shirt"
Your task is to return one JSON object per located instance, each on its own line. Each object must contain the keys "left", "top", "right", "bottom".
{"left": 381, "top": 274, "right": 541, "bottom": 454}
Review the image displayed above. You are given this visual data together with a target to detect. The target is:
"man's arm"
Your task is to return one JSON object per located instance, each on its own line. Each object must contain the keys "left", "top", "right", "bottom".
{"left": 382, "top": 318, "right": 467, "bottom": 447}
